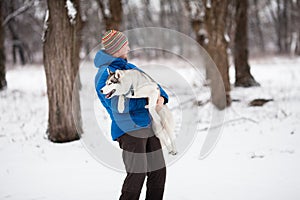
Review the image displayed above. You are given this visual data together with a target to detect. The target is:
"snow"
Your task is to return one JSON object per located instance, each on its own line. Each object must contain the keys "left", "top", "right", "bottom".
{"left": 224, "top": 33, "right": 230, "bottom": 42}
{"left": 65, "top": 0, "right": 77, "bottom": 24}
{"left": 206, "top": 0, "right": 212, "bottom": 8}
{"left": 198, "top": 28, "right": 207, "bottom": 36}
{"left": 190, "top": 2, "right": 198, "bottom": 18}
{"left": 41, "top": 10, "right": 48, "bottom": 42}
{"left": 1, "top": 57, "right": 300, "bottom": 199}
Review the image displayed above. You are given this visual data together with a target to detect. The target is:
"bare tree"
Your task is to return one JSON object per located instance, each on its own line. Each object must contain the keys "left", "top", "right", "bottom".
{"left": 1, "top": 0, "right": 45, "bottom": 64}
{"left": 234, "top": 0, "right": 260, "bottom": 87}
{"left": 143, "top": 0, "right": 153, "bottom": 26}
{"left": 4, "top": 0, "right": 32, "bottom": 65}
{"left": 262, "top": 0, "right": 300, "bottom": 55}
{"left": 291, "top": 0, "right": 300, "bottom": 55}
{"left": 203, "top": 0, "right": 231, "bottom": 108}
{"left": 43, "top": 0, "right": 82, "bottom": 143}
{"left": 277, "top": 0, "right": 288, "bottom": 53}
{"left": 253, "top": 0, "right": 265, "bottom": 52}
{"left": 97, "top": 0, "right": 123, "bottom": 30}
{"left": 0, "top": 0, "right": 7, "bottom": 90}
{"left": 160, "top": 0, "right": 167, "bottom": 28}
{"left": 184, "top": 0, "right": 231, "bottom": 109}
{"left": 2, "top": 0, "right": 34, "bottom": 26}
{"left": 184, "top": 0, "right": 206, "bottom": 47}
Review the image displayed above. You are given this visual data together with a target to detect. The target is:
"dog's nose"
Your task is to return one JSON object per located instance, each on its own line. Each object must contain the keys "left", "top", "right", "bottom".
{"left": 100, "top": 89, "right": 103, "bottom": 93}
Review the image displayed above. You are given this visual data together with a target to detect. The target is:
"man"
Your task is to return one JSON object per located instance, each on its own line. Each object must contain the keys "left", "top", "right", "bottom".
{"left": 94, "top": 30, "right": 168, "bottom": 200}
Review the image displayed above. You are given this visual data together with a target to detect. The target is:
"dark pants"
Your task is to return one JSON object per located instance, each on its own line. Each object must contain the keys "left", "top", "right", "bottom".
{"left": 117, "top": 127, "right": 166, "bottom": 200}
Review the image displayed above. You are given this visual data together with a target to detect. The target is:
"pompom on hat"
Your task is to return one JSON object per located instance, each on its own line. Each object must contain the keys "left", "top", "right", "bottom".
{"left": 101, "top": 30, "right": 129, "bottom": 55}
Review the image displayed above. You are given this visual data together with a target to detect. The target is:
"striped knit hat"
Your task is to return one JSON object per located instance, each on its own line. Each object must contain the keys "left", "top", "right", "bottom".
{"left": 101, "top": 30, "right": 128, "bottom": 55}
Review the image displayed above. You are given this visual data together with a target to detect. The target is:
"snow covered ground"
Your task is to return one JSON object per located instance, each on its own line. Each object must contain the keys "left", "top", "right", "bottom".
{"left": 1, "top": 56, "right": 300, "bottom": 200}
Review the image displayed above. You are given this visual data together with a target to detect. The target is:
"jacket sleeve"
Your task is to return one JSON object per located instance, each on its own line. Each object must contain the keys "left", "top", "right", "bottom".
{"left": 157, "top": 84, "right": 169, "bottom": 104}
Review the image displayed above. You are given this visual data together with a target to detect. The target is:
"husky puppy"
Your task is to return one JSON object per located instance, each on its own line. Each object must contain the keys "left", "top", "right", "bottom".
{"left": 100, "top": 69, "right": 177, "bottom": 155}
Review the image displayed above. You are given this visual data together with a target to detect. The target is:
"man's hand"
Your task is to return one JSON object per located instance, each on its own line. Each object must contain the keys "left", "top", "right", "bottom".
{"left": 156, "top": 96, "right": 164, "bottom": 112}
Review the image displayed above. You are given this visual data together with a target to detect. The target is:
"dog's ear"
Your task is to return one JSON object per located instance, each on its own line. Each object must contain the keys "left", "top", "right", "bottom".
{"left": 115, "top": 70, "right": 124, "bottom": 79}
{"left": 107, "top": 68, "right": 114, "bottom": 76}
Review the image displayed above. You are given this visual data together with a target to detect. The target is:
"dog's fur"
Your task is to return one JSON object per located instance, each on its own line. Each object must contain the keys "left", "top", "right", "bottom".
{"left": 101, "top": 69, "right": 177, "bottom": 155}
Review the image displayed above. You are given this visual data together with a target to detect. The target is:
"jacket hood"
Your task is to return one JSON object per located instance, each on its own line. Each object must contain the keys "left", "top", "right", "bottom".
{"left": 94, "top": 50, "right": 127, "bottom": 71}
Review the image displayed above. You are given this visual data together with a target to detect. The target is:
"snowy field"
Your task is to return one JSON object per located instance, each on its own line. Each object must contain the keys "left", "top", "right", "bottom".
{"left": 1, "top": 56, "right": 300, "bottom": 200}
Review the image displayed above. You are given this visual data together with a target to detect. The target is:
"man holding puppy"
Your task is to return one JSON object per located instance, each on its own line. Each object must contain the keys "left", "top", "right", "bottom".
{"left": 94, "top": 30, "right": 168, "bottom": 200}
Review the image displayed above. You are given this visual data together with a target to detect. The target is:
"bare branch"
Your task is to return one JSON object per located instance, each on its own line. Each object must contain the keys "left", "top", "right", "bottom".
{"left": 2, "top": 0, "right": 35, "bottom": 26}
{"left": 198, "top": 117, "right": 258, "bottom": 132}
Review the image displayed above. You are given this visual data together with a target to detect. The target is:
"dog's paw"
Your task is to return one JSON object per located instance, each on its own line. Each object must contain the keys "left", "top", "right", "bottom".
{"left": 118, "top": 103, "right": 125, "bottom": 113}
{"left": 145, "top": 105, "right": 149, "bottom": 109}
{"left": 118, "top": 104, "right": 125, "bottom": 113}
{"left": 118, "top": 95, "right": 125, "bottom": 113}
{"left": 118, "top": 107, "right": 125, "bottom": 113}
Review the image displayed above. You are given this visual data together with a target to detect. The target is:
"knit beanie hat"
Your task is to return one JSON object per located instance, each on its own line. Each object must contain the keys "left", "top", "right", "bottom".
{"left": 101, "top": 30, "right": 129, "bottom": 55}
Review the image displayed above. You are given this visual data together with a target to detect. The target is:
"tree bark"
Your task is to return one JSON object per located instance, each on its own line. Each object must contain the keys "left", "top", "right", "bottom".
{"left": 253, "top": 0, "right": 265, "bottom": 52}
{"left": 43, "top": 0, "right": 82, "bottom": 143}
{"left": 186, "top": 0, "right": 231, "bottom": 109}
{"left": 0, "top": 0, "right": 7, "bottom": 90}
{"left": 109, "top": 0, "right": 123, "bottom": 30}
{"left": 234, "top": 0, "right": 259, "bottom": 87}
{"left": 97, "top": 0, "right": 123, "bottom": 30}
{"left": 204, "top": 0, "right": 231, "bottom": 109}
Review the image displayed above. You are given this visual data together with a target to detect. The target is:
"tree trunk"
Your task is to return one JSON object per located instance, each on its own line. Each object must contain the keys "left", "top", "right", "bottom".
{"left": 204, "top": 0, "right": 231, "bottom": 109}
{"left": 0, "top": 0, "right": 7, "bottom": 90}
{"left": 8, "top": 24, "right": 26, "bottom": 65}
{"left": 43, "top": 0, "right": 82, "bottom": 143}
{"left": 290, "top": 0, "right": 300, "bottom": 55}
{"left": 234, "top": 0, "right": 259, "bottom": 87}
{"left": 7, "top": 1, "right": 26, "bottom": 65}
{"left": 253, "top": 0, "right": 265, "bottom": 52}
{"left": 275, "top": 0, "right": 290, "bottom": 54}
{"left": 276, "top": 0, "right": 283, "bottom": 53}
{"left": 296, "top": 0, "right": 300, "bottom": 55}
{"left": 143, "top": 0, "right": 152, "bottom": 26}
{"left": 97, "top": 0, "right": 123, "bottom": 30}
{"left": 108, "top": 0, "right": 123, "bottom": 30}
{"left": 160, "top": 0, "right": 166, "bottom": 27}
{"left": 282, "top": 0, "right": 289, "bottom": 53}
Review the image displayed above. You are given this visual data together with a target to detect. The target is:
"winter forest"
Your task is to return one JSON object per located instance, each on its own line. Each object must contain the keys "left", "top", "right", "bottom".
{"left": 1, "top": 0, "right": 300, "bottom": 199}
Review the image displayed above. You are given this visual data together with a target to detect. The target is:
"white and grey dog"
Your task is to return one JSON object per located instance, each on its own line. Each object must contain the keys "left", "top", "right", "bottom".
{"left": 100, "top": 69, "right": 177, "bottom": 155}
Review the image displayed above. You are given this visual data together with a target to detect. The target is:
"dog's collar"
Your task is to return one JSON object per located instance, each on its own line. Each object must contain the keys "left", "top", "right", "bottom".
{"left": 124, "top": 84, "right": 134, "bottom": 96}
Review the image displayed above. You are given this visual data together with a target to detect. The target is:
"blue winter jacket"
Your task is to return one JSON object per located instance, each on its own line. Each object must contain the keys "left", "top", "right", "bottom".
{"left": 94, "top": 50, "right": 169, "bottom": 141}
